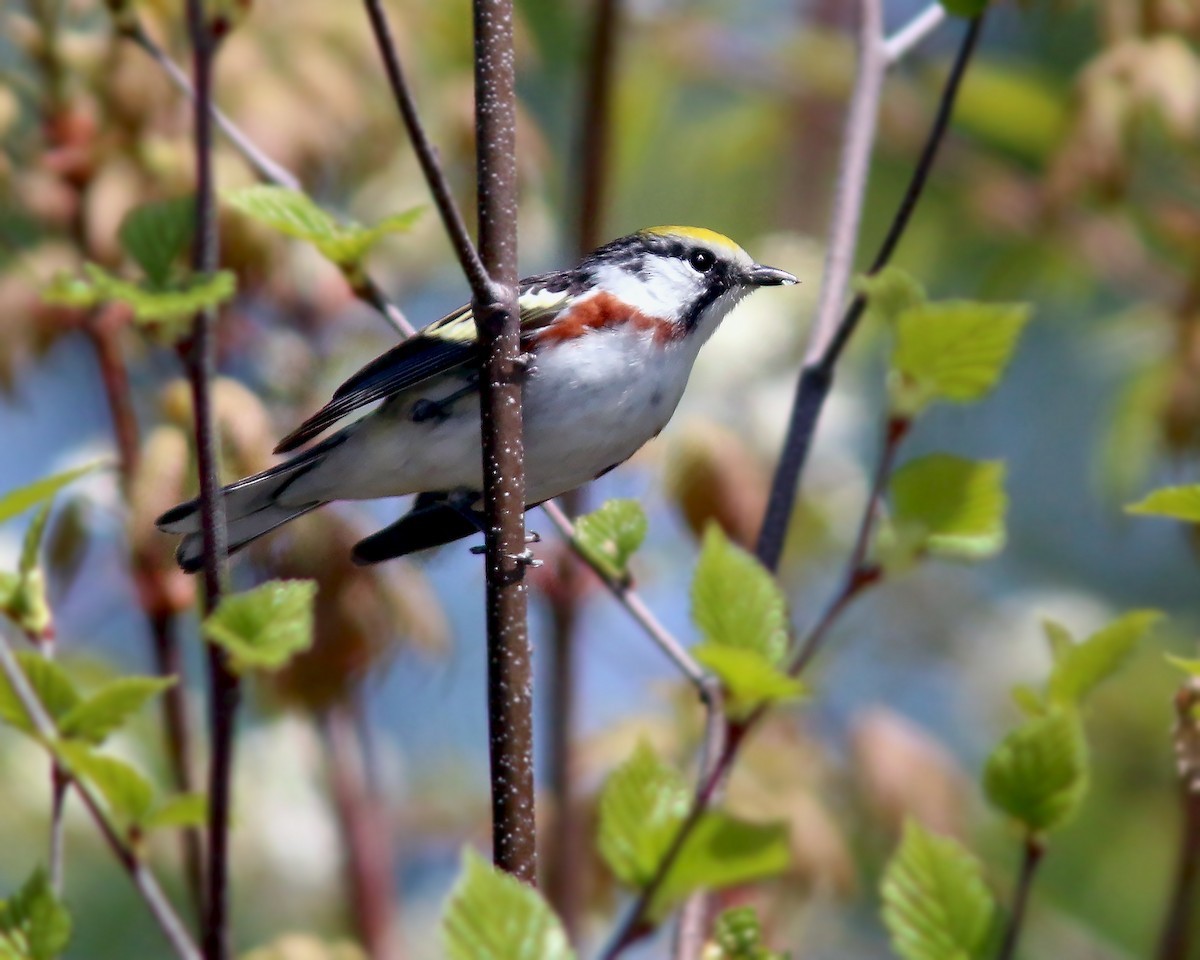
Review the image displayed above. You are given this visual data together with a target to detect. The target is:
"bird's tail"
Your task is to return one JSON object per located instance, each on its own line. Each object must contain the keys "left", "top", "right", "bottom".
{"left": 156, "top": 436, "right": 343, "bottom": 573}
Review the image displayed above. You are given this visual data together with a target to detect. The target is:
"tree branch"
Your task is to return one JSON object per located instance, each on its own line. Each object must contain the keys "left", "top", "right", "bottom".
{"left": 882, "top": 3, "right": 946, "bottom": 65}
{"left": 0, "top": 626, "right": 202, "bottom": 960}
{"left": 1156, "top": 680, "right": 1200, "bottom": 960}
{"left": 362, "top": 0, "right": 496, "bottom": 303}
{"left": 179, "top": 5, "right": 237, "bottom": 958}
{"left": 755, "top": 12, "right": 984, "bottom": 573}
{"left": 996, "top": 837, "right": 1045, "bottom": 960}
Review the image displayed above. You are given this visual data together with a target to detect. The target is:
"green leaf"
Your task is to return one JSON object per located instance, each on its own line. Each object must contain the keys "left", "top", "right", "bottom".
{"left": 1046, "top": 610, "right": 1161, "bottom": 707}
{"left": 691, "top": 525, "right": 788, "bottom": 664}
{"left": 55, "top": 742, "right": 155, "bottom": 826}
{"left": 59, "top": 676, "right": 176, "bottom": 745}
{"left": 143, "top": 793, "right": 208, "bottom": 831}
{"left": 692, "top": 643, "right": 805, "bottom": 720}
{"left": 225, "top": 185, "right": 422, "bottom": 268}
{"left": 597, "top": 741, "right": 689, "bottom": 889}
{"left": 983, "top": 708, "right": 1087, "bottom": 834}
{"left": 596, "top": 742, "right": 789, "bottom": 919}
{"left": 572, "top": 499, "right": 647, "bottom": 581}
{"left": 202, "top": 579, "right": 317, "bottom": 672}
{"left": 890, "top": 301, "right": 1031, "bottom": 414}
{"left": 42, "top": 272, "right": 102, "bottom": 310}
{"left": 19, "top": 505, "right": 52, "bottom": 578}
{"left": 889, "top": 455, "right": 1007, "bottom": 560}
{"left": 0, "top": 463, "right": 103, "bottom": 525}
{"left": 881, "top": 822, "right": 996, "bottom": 960}
{"left": 1166, "top": 654, "right": 1200, "bottom": 677}
{"left": 856, "top": 266, "right": 927, "bottom": 325}
{"left": 117, "top": 197, "right": 194, "bottom": 287}
{"left": 1126, "top": 485, "right": 1200, "bottom": 523}
{"left": 654, "top": 812, "right": 790, "bottom": 918}
{"left": 940, "top": 0, "right": 988, "bottom": 16}
{"left": 710, "top": 907, "right": 785, "bottom": 960}
{"left": 81, "top": 263, "right": 237, "bottom": 325}
{"left": 0, "top": 868, "right": 71, "bottom": 960}
{"left": 1043, "top": 619, "right": 1074, "bottom": 662}
{"left": 442, "top": 849, "right": 574, "bottom": 960}
{"left": 0, "top": 653, "right": 81, "bottom": 737}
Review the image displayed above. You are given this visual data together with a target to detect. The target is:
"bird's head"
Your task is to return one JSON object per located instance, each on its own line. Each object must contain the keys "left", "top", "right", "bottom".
{"left": 578, "top": 225, "right": 797, "bottom": 343}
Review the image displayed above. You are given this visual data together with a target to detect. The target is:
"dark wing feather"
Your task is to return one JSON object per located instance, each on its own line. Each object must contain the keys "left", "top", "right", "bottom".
{"left": 273, "top": 280, "right": 576, "bottom": 455}
{"left": 274, "top": 336, "right": 474, "bottom": 453}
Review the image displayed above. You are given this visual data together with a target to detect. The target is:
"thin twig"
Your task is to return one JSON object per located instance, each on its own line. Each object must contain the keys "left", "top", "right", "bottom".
{"left": 362, "top": 0, "right": 496, "bottom": 303}
{"left": 996, "top": 837, "right": 1045, "bottom": 960}
{"left": 755, "top": 13, "right": 985, "bottom": 573}
{"left": 471, "top": 0, "right": 537, "bottom": 884}
{"left": 180, "top": 5, "right": 238, "bottom": 959}
{"left": 575, "top": 0, "right": 621, "bottom": 253}
{"left": 49, "top": 760, "right": 67, "bottom": 893}
{"left": 1156, "top": 681, "right": 1200, "bottom": 960}
{"left": 882, "top": 3, "right": 946, "bottom": 65}
{"left": 540, "top": 502, "right": 709, "bottom": 691}
{"left": 124, "top": 22, "right": 301, "bottom": 191}
{"left": 0, "top": 626, "right": 202, "bottom": 960}
{"left": 121, "top": 17, "right": 413, "bottom": 339}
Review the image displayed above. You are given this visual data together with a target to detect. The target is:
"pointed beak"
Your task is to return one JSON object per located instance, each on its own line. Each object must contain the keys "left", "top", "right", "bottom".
{"left": 746, "top": 263, "right": 798, "bottom": 287}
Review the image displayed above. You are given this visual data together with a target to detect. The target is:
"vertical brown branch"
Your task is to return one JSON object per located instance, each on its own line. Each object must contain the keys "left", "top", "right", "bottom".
{"left": 181, "top": 2, "right": 237, "bottom": 958}
{"left": 995, "top": 837, "right": 1045, "bottom": 960}
{"left": 472, "top": 0, "right": 537, "bottom": 883}
{"left": 1156, "top": 682, "right": 1200, "bottom": 960}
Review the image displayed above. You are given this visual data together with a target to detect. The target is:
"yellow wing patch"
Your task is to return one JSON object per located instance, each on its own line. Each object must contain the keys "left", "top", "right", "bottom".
{"left": 641, "top": 225, "right": 744, "bottom": 255}
{"left": 424, "top": 287, "right": 572, "bottom": 344}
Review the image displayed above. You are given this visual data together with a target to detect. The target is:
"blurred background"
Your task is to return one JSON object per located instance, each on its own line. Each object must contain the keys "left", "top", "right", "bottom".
{"left": 2, "top": 0, "right": 1200, "bottom": 957}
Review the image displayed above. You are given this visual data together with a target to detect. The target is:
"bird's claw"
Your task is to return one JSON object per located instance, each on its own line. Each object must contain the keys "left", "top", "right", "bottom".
{"left": 468, "top": 544, "right": 543, "bottom": 568}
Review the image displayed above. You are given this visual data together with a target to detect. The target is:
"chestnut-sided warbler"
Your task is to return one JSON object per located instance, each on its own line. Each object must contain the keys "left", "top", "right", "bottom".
{"left": 159, "top": 226, "right": 796, "bottom": 568}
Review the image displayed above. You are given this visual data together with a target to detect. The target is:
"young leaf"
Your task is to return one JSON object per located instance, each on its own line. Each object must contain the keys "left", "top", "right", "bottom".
{"left": 691, "top": 643, "right": 805, "bottom": 720}
{"left": 442, "top": 849, "right": 574, "bottom": 960}
{"left": 1126, "top": 485, "right": 1200, "bottom": 523}
{"left": 940, "top": 0, "right": 988, "bottom": 16}
{"left": 59, "top": 676, "right": 176, "bottom": 745}
{"left": 891, "top": 301, "right": 1030, "bottom": 414}
{"left": 856, "top": 266, "right": 927, "bottom": 325}
{"left": 143, "top": 793, "right": 208, "bottom": 831}
{"left": 1046, "top": 610, "right": 1161, "bottom": 707}
{"left": 117, "top": 197, "right": 194, "bottom": 287}
{"left": 710, "top": 906, "right": 785, "bottom": 960}
{"left": 0, "top": 653, "right": 81, "bottom": 737}
{"left": 692, "top": 525, "right": 788, "bottom": 664}
{"left": 983, "top": 708, "right": 1087, "bottom": 834}
{"left": 889, "top": 455, "right": 1007, "bottom": 560}
{"left": 572, "top": 499, "right": 647, "bottom": 581}
{"left": 881, "top": 821, "right": 996, "bottom": 960}
{"left": 0, "top": 868, "right": 71, "bottom": 960}
{"left": 597, "top": 741, "right": 689, "bottom": 889}
{"left": 0, "top": 463, "right": 103, "bottom": 525}
{"left": 1166, "top": 654, "right": 1200, "bottom": 677}
{"left": 202, "top": 579, "right": 317, "bottom": 672}
{"left": 654, "top": 811, "right": 791, "bottom": 918}
{"left": 82, "top": 263, "right": 237, "bottom": 324}
{"left": 55, "top": 742, "right": 155, "bottom": 826}
{"left": 322, "top": 206, "right": 424, "bottom": 266}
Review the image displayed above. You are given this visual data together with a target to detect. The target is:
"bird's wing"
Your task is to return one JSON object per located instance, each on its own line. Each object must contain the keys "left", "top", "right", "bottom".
{"left": 273, "top": 281, "right": 574, "bottom": 454}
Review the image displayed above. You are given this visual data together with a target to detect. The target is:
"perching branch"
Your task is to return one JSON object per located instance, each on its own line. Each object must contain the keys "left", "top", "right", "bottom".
{"left": 755, "top": 11, "right": 983, "bottom": 573}
{"left": 0, "top": 626, "right": 202, "bottom": 960}
{"left": 882, "top": 2, "right": 946, "bottom": 65}
{"left": 179, "top": 4, "right": 236, "bottom": 959}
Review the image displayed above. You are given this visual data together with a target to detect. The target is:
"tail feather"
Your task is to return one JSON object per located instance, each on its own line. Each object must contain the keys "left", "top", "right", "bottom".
{"left": 158, "top": 435, "right": 343, "bottom": 571}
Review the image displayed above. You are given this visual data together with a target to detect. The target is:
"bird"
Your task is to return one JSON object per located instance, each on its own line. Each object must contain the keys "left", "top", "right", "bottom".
{"left": 158, "top": 226, "right": 797, "bottom": 570}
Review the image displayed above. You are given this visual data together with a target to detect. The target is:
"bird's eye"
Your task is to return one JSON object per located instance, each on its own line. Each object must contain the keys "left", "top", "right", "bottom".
{"left": 687, "top": 249, "right": 716, "bottom": 273}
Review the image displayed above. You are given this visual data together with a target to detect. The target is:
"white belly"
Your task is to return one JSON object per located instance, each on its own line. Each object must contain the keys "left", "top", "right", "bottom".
{"left": 297, "top": 327, "right": 695, "bottom": 505}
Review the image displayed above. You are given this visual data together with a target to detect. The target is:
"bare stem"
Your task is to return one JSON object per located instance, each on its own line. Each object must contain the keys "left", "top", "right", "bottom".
{"left": 49, "top": 763, "right": 67, "bottom": 893}
{"left": 322, "top": 705, "right": 403, "bottom": 960}
{"left": 995, "top": 837, "right": 1045, "bottom": 960}
{"left": 180, "top": 5, "right": 238, "bottom": 958}
{"left": 362, "top": 0, "right": 496, "bottom": 302}
{"left": 471, "top": 0, "right": 537, "bottom": 883}
{"left": 0, "top": 626, "right": 202, "bottom": 960}
{"left": 883, "top": 3, "right": 947, "bottom": 65}
{"left": 540, "top": 502, "right": 709, "bottom": 691}
{"left": 1156, "top": 681, "right": 1200, "bottom": 960}
{"left": 575, "top": 0, "right": 622, "bottom": 253}
{"left": 755, "top": 13, "right": 985, "bottom": 573}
